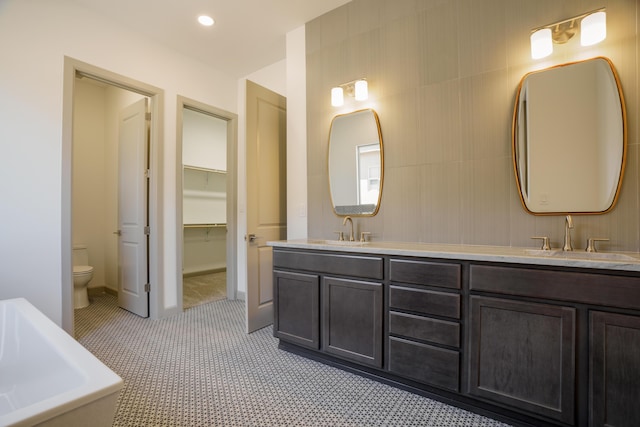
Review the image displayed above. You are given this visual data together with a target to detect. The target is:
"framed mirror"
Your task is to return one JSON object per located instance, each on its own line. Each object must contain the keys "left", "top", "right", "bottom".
{"left": 512, "top": 57, "right": 626, "bottom": 214}
{"left": 328, "top": 109, "right": 383, "bottom": 216}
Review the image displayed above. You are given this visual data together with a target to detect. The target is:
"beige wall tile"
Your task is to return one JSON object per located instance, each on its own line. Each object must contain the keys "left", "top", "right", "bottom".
{"left": 380, "top": 15, "right": 420, "bottom": 97}
{"left": 457, "top": 0, "right": 508, "bottom": 78}
{"left": 379, "top": 0, "right": 419, "bottom": 23}
{"left": 319, "top": 6, "right": 349, "bottom": 49}
{"left": 378, "top": 92, "right": 419, "bottom": 169}
{"left": 421, "top": 162, "right": 462, "bottom": 244}
{"left": 606, "top": 143, "right": 640, "bottom": 252}
{"left": 418, "top": 1, "right": 459, "bottom": 85}
{"left": 346, "top": 0, "right": 382, "bottom": 38}
{"left": 459, "top": 68, "right": 511, "bottom": 162}
{"left": 418, "top": 79, "right": 462, "bottom": 165}
{"left": 306, "top": 0, "right": 640, "bottom": 251}
{"left": 459, "top": 156, "right": 512, "bottom": 246}
{"left": 381, "top": 165, "right": 423, "bottom": 242}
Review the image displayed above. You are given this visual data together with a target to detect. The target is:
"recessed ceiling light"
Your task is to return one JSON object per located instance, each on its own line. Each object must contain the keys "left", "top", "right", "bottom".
{"left": 198, "top": 15, "right": 214, "bottom": 27}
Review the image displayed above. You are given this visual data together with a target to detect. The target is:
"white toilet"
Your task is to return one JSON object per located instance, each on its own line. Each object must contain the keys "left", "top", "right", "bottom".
{"left": 73, "top": 245, "right": 94, "bottom": 309}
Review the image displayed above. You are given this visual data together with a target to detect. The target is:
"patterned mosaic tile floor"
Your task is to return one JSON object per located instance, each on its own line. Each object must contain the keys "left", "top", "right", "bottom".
{"left": 75, "top": 294, "right": 512, "bottom": 426}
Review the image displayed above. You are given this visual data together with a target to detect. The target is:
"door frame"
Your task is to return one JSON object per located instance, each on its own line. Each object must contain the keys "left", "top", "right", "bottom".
{"left": 62, "top": 56, "right": 165, "bottom": 334}
{"left": 176, "top": 96, "right": 239, "bottom": 308}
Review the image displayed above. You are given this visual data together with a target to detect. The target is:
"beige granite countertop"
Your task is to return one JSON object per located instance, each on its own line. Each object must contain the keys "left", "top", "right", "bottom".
{"left": 268, "top": 239, "right": 640, "bottom": 273}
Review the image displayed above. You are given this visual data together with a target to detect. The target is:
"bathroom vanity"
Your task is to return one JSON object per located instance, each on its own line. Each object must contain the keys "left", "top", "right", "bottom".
{"left": 269, "top": 240, "right": 640, "bottom": 427}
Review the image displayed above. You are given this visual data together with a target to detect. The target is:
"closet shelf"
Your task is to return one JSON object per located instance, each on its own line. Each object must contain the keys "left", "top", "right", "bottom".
{"left": 183, "top": 189, "right": 226, "bottom": 199}
{"left": 183, "top": 224, "right": 227, "bottom": 229}
{"left": 184, "top": 165, "right": 226, "bottom": 174}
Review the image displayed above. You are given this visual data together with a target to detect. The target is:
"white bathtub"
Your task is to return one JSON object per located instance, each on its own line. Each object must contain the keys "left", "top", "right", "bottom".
{"left": 0, "top": 298, "right": 123, "bottom": 427}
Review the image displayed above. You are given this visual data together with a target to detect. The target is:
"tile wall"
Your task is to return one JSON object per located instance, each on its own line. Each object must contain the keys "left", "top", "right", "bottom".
{"left": 306, "top": 0, "right": 640, "bottom": 252}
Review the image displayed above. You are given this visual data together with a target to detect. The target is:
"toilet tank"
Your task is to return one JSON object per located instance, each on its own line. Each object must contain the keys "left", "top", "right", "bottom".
{"left": 73, "top": 245, "right": 90, "bottom": 266}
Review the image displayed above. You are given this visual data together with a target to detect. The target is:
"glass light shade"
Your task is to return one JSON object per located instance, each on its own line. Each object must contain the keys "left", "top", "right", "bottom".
{"left": 331, "top": 87, "right": 344, "bottom": 107}
{"left": 581, "top": 11, "right": 606, "bottom": 46}
{"left": 198, "top": 15, "right": 214, "bottom": 26}
{"left": 531, "top": 28, "right": 553, "bottom": 59}
{"left": 354, "top": 80, "right": 368, "bottom": 101}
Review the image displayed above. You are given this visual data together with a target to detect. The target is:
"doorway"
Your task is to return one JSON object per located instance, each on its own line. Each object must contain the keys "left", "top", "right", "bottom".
{"left": 181, "top": 108, "right": 227, "bottom": 308}
{"left": 72, "top": 75, "right": 150, "bottom": 317}
{"left": 62, "top": 57, "right": 165, "bottom": 334}
{"left": 177, "top": 97, "right": 238, "bottom": 312}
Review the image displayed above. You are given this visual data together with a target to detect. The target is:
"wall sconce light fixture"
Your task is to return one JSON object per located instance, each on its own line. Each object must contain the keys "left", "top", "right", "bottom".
{"left": 331, "top": 79, "right": 368, "bottom": 107}
{"left": 331, "top": 87, "right": 344, "bottom": 107}
{"left": 530, "top": 8, "right": 606, "bottom": 59}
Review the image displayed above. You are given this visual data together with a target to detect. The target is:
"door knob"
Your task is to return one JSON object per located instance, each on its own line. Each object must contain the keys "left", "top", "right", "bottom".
{"left": 247, "top": 234, "right": 259, "bottom": 242}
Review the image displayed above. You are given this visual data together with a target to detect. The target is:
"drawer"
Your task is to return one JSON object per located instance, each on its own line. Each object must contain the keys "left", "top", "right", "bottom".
{"left": 389, "top": 311, "right": 460, "bottom": 348}
{"left": 470, "top": 265, "right": 640, "bottom": 311}
{"left": 388, "top": 336, "right": 459, "bottom": 392}
{"left": 273, "top": 249, "right": 383, "bottom": 280}
{"left": 389, "top": 285, "right": 460, "bottom": 319}
{"left": 390, "top": 259, "right": 460, "bottom": 289}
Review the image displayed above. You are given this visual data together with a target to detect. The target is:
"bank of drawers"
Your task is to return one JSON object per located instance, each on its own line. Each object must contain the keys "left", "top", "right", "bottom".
{"left": 387, "top": 259, "right": 462, "bottom": 392}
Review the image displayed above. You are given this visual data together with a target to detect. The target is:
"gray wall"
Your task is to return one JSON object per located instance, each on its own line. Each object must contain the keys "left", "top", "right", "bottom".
{"left": 306, "top": 0, "right": 640, "bottom": 252}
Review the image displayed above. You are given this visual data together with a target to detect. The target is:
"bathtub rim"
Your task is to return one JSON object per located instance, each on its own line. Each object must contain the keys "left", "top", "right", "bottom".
{"left": 0, "top": 297, "right": 123, "bottom": 426}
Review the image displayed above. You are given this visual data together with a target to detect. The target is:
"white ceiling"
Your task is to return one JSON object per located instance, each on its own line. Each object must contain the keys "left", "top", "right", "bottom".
{"left": 71, "top": 0, "right": 351, "bottom": 78}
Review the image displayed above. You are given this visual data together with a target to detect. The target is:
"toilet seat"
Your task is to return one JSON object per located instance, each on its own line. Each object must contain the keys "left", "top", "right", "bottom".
{"left": 73, "top": 265, "right": 93, "bottom": 275}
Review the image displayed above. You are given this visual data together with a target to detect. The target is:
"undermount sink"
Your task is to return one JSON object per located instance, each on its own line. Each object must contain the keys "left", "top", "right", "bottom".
{"left": 524, "top": 249, "right": 640, "bottom": 262}
{"left": 307, "top": 239, "right": 369, "bottom": 246}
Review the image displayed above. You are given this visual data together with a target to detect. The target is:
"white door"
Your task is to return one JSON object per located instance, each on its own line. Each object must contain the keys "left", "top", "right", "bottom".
{"left": 117, "top": 98, "right": 149, "bottom": 317}
{"left": 246, "top": 80, "right": 287, "bottom": 333}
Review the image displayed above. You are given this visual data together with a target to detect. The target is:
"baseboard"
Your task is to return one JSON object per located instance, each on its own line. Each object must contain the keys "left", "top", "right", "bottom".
{"left": 235, "top": 291, "right": 246, "bottom": 301}
{"left": 88, "top": 286, "right": 117, "bottom": 297}
{"left": 183, "top": 268, "right": 227, "bottom": 278}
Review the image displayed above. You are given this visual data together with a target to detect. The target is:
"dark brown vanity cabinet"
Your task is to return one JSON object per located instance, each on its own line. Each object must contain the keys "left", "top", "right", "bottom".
{"left": 590, "top": 311, "right": 640, "bottom": 427}
{"left": 387, "top": 259, "right": 462, "bottom": 392}
{"left": 468, "top": 296, "right": 576, "bottom": 425}
{"left": 272, "top": 246, "right": 640, "bottom": 427}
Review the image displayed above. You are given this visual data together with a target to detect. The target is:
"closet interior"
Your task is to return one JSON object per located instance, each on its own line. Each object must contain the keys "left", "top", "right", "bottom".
{"left": 182, "top": 107, "right": 228, "bottom": 308}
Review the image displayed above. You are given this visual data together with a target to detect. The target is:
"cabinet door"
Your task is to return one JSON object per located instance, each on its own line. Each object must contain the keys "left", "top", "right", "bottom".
{"left": 590, "top": 311, "right": 640, "bottom": 427}
{"left": 273, "top": 271, "right": 320, "bottom": 349}
{"left": 322, "top": 277, "right": 383, "bottom": 368}
{"left": 469, "top": 296, "right": 575, "bottom": 425}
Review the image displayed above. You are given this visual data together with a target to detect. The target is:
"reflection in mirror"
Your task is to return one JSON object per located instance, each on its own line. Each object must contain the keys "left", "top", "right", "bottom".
{"left": 513, "top": 57, "right": 626, "bottom": 214}
{"left": 328, "top": 109, "right": 383, "bottom": 216}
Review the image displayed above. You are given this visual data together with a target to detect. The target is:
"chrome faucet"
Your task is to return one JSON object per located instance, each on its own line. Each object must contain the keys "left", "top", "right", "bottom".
{"left": 563, "top": 215, "right": 574, "bottom": 251}
{"left": 343, "top": 216, "right": 355, "bottom": 241}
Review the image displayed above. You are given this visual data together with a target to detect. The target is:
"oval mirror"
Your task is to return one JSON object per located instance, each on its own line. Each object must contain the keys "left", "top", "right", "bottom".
{"left": 513, "top": 57, "right": 626, "bottom": 214}
{"left": 328, "top": 109, "right": 383, "bottom": 216}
